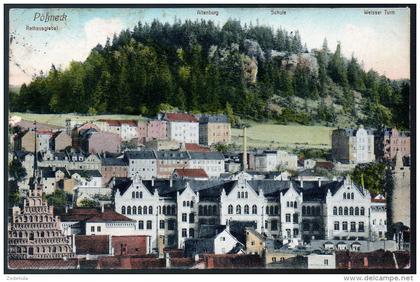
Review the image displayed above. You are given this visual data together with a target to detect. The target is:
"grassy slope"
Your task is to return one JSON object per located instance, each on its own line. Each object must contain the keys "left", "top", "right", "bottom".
{"left": 232, "top": 122, "right": 334, "bottom": 150}
{"left": 10, "top": 112, "right": 146, "bottom": 127}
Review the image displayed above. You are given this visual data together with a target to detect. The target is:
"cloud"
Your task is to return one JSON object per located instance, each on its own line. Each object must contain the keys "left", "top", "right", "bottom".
{"left": 83, "top": 17, "right": 124, "bottom": 50}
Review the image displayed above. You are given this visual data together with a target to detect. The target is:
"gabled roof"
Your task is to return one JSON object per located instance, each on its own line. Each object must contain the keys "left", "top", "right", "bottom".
{"left": 198, "top": 224, "right": 226, "bottom": 239}
{"left": 75, "top": 235, "right": 109, "bottom": 255}
{"left": 101, "top": 158, "right": 127, "bottom": 166}
{"left": 164, "top": 113, "right": 198, "bottom": 123}
{"left": 199, "top": 114, "right": 229, "bottom": 123}
{"left": 189, "top": 151, "right": 224, "bottom": 160}
{"left": 174, "top": 168, "right": 208, "bottom": 178}
{"left": 156, "top": 150, "right": 190, "bottom": 160}
{"left": 184, "top": 143, "right": 211, "bottom": 152}
{"left": 98, "top": 119, "right": 138, "bottom": 127}
{"left": 69, "top": 169, "right": 102, "bottom": 178}
{"left": 85, "top": 209, "right": 133, "bottom": 223}
{"left": 124, "top": 150, "right": 156, "bottom": 160}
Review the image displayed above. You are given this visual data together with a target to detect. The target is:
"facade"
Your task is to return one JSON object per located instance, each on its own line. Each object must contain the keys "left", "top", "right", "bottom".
{"left": 188, "top": 152, "right": 225, "bottom": 178}
{"left": 146, "top": 120, "right": 168, "bottom": 141}
{"left": 50, "top": 131, "right": 72, "bottom": 152}
{"left": 125, "top": 150, "right": 157, "bottom": 180}
{"left": 80, "top": 129, "right": 122, "bottom": 154}
{"left": 164, "top": 113, "right": 199, "bottom": 144}
{"left": 94, "top": 120, "right": 139, "bottom": 142}
{"left": 332, "top": 126, "right": 375, "bottom": 164}
{"left": 8, "top": 185, "right": 74, "bottom": 259}
{"left": 15, "top": 130, "right": 53, "bottom": 153}
{"left": 307, "top": 253, "right": 336, "bottom": 269}
{"left": 255, "top": 151, "right": 278, "bottom": 172}
{"left": 375, "top": 128, "right": 410, "bottom": 161}
{"left": 101, "top": 157, "right": 128, "bottom": 183}
{"left": 391, "top": 151, "right": 410, "bottom": 228}
{"left": 199, "top": 115, "right": 231, "bottom": 146}
{"left": 38, "top": 150, "right": 102, "bottom": 171}
{"left": 156, "top": 150, "right": 190, "bottom": 179}
{"left": 370, "top": 195, "right": 387, "bottom": 240}
{"left": 113, "top": 175, "right": 383, "bottom": 252}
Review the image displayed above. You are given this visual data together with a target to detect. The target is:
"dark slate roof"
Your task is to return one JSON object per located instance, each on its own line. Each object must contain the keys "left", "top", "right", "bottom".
{"left": 68, "top": 169, "right": 102, "bottom": 178}
{"left": 124, "top": 150, "right": 156, "bottom": 160}
{"left": 229, "top": 221, "right": 257, "bottom": 245}
{"left": 247, "top": 180, "right": 301, "bottom": 198}
{"left": 199, "top": 115, "right": 229, "bottom": 123}
{"left": 40, "top": 167, "right": 70, "bottom": 178}
{"left": 303, "top": 181, "right": 343, "bottom": 202}
{"left": 184, "top": 238, "right": 214, "bottom": 257}
{"left": 14, "top": 150, "right": 32, "bottom": 160}
{"left": 189, "top": 151, "right": 224, "bottom": 160}
{"left": 101, "top": 158, "right": 127, "bottom": 166}
{"left": 86, "top": 209, "right": 134, "bottom": 222}
{"left": 198, "top": 224, "right": 226, "bottom": 239}
{"left": 155, "top": 150, "right": 189, "bottom": 160}
{"left": 113, "top": 178, "right": 133, "bottom": 196}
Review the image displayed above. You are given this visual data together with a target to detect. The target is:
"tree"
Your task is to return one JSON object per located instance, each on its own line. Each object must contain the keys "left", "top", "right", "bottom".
{"left": 352, "top": 162, "right": 386, "bottom": 195}
{"left": 328, "top": 42, "right": 348, "bottom": 87}
{"left": 78, "top": 198, "right": 99, "bottom": 208}
{"left": 9, "top": 159, "right": 27, "bottom": 182}
{"left": 46, "top": 189, "right": 69, "bottom": 207}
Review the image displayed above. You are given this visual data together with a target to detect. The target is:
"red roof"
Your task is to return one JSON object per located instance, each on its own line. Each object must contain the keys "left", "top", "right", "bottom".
{"left": 99, "top": 120, "right": 138, "bottom": 127}
{"left": 60, "top": 208, "right": 101, "bottom": 222}
{"left": 165, "top": 113, "right": 198, "bottom": 123}
{"left": 9, "top": 259, "right": 79, "bottom": 269}
{"left": 86, "top": 209, "right": 133, "bottom": 223}
{"left": 371, "top": 198, "right": 386, "bottom": 203}
{"left": 112, "top": 236, "right": 149, "bottom": 256}
{"left": 174, "top": 168, "right": 208, "bottom": 178}
{"left": 336, "top": 250, "right": 410, "bottom": 269}
{"left": 185, "top": 143, "right": 210, "bottom": 152}
{"left": 97, "top": 256, "right": 165, "bottom": 269}
{"left": 75, "top": 235, "right": 110, "bottom": 255}
{"left": 204, "top": 254, "right": 264, "bottom": 269}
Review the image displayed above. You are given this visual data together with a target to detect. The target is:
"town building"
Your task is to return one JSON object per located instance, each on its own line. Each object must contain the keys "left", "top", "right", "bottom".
{"left": 332, "top": 126, "right": 375, "bottom": 164}
{"left": 15, "top": 130, "right": 53, "bottom": 153}
{"left": 375, "top": 128, "right": 410, "bottom": 161}
{"left": 8, "top": 184, "right": 74, "bottom": 259}
{"left": 125, "top": 150, "right": 157, "bottom": 180}
{"left": 79, "top": 128, "right": 122, "bottom": 154}
{"left": 391, "top": 151, "right": 411, "bottom": 228}
{"left": 199, "top": 115, "right": 231, "bottom": 146}
{"left": 50, "top": 131, "right": 72, "bottom": 152}
{"left": 163, "top": 113, "right": 199, "bottom": 144}
{"left": 156, "top": 150, "right": 190, "bottom": 179}
{"left": 94, "top": 120, "right": 140, "bottom": 142}
{"left": 101, "top": 157, "right": 128, "bottom": 183}
{"left": 188, "top": 151, "right": 225, "bottom": 178}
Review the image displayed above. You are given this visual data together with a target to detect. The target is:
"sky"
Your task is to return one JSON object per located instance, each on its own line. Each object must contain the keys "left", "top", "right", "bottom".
{"left": 8, "top": 7, "right": 411, "bottom": 86}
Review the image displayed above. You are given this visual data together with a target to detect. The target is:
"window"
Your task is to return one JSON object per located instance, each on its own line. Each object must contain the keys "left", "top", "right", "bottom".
{"left": 344, "top": 207, "right": 348, "bottom": 216}
{"left": 182, "top": 228, "right": 187, "bottom": 238}
{"left": 149, "top": 206, "right": 153, "bottom": 214}
{"left": 244, "top": 205, "right": 249, "bottom": 214}
{"left": 302, "top": 206, "right": 306, "bottom": 216}
{"left": 269, "top": 206, "right": 274, "bottom": 215}
{"left": 271, "top": 220, "right": 278, "bottom": 231}
{"left": 342, "top": 222, "right": 348, "bottom": 231}
{"left": 355, "top": 207, "right": 359, "bottom": 216}
{"left": 132, "top": 192, "right": 135, "bottom": 199}
{"left": 189, "top": 228, "right": 195, "bottom": 238}
{"left": 160, "top": 220, "right": 165, "bottom": 229}
{"left": 324, "top": 259, "right": 329, "bottom": 266}
{"left": 138, "top": 221, "right": 144, "bottom": 229}
{"left": 333, "top": 207, "right": 337, "bottom": 215}
{"left": 228, "top": 205, "right": 233, "bottom": 214}
{"left": 286, "top": 214, "right": 291, "bottom": 222}
{"left": 293, "top": 228, "right": 299, "bottom": 237}
{"left": 343, "top": 193, "right": 346, "bottom": 199}
{"left": 132, "top": 206, "right": 137, "bottom": 215}
{"left": 293, "top": 213, "right": 299, "bottom": 224}
{"left": 167, "top": 219, "right": 176, "bottom": 231}
{"left": 143, "top": 206, "right": 147, "bottom": 214}
{"left": 182, "top": 213, "right": 187, "bottom": 222}
{"left": 351, "top": 193, "right": 354, "bottom": 200}
{"left": 266, "top": 206, "right": 269, "bottom": 214}
{"left": 97, "top": 226, "right": 101, "bottom": 232}
{"left": 252, "top": 205, "right": 257, "bottom": 214}
{"left": 138, "top": 206, "right": 142, "bottom": 215}
{"left": 358, "top": 222, "right": 365, "bottom": 232}
{"left": 350, "top": 207, "right": 354, "bottom": 216}
{"left": 294, "top": 202, "right": 297, "bottom": 209}
{"left": 360, "top": 207, "right": 365, "bottom": 216}
{"left": 238, "top": 192, "right": 241, "bottom": 199}
{"left": 91, "top": 226, "right": 95, "bottom": 232}
{"left": 121, "top": 206, "right": 126, "bottom": 214}
{"left": 147, "top": 220, "right": 152, "bottom": 229}
{"left": 213, "top": 205, "right": 217, "bottom": 215}
{"left": 245, "top": 192, "right": 248, "bottom": 198}
{"left": 236, "top": 205, "right": 241, "bottom": 214}
{"left": 189, "top": 213, "right": 195, "bottom": 223}
{"left": 127, "top": 206, "right": 132, "bottom": 215}
{"left": 339, "top": 207, "right": 343, "bottom": 215}
{"left": 183, "top": 201, "right": 186, "bottom": 207}
{"left": 334, "top": 221, "right": 340, "bottom": 230}
{"left": 135, "top": 192, "right": 139, "bottom": 198}
{"left": 350, "top": 222, "right": 356, "bottom": 232}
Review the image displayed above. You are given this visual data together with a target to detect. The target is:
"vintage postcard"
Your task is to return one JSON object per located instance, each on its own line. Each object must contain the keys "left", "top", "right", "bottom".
{"left": 4, "top": 4, "right": 415, "bottom": 274}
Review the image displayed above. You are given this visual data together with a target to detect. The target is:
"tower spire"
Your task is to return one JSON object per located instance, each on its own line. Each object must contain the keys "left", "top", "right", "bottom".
{"left": 33, "top": 120, "right": 38, "bottom": 177}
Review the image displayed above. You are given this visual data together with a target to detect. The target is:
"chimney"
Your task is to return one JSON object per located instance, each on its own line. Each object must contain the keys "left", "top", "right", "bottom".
{"left": 225, "top": 219, "right": 230, "bottom": 232}
{"left": 207, "top": 255, "right": 215, "bottom": 269}
{"left": 363, "top": 257, "right": 369, "bottom": 268}
{"left": 318, "top": 177, "right": 321, "bottom": 188}
{"left": 300, "top": 177, "right": 303, "bottom": 188}
{"left": 165, "top": 252, "right": 171, "bottom": 268}
{"left": 65, "top": 205, "right": 68, "bottom": 214}
{"left": 151, "top": 178, "right": 155, "bottom": 187}
{"left": 108, "top": 235, "right": 112, "bottom": 255}
{"left": 101, "top": 205, "right": 105, "bottom": 213}
{"left": 169, "top": 178, "right": 173, "bottom": 188}
{"left": 242, "top": 127, "right": 247, "bottom": 171}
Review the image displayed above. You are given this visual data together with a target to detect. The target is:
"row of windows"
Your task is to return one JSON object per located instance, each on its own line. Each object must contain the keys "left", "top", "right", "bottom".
{"left": 199, "top": 205, "right": 218, "bottom": 216}
{"left": 237, "top": 191, "right": 248, "bottom": 199}
{"left": 183, "top": 201, "right": 194, "bottom": 207}
{"left": 286, "top": 201, "right": 298, "bottom": 208}
{"left": 302, "top": 206, "right": 321, "bottom": 216}
{"left": 181, "top": 213, "right": 195, "bottom": 223}
{"left": 333, "top": 206, "right": 365, "bottom": 216}
{"left": 138, "top": 220, "right": 153, "bottom": 230}
{"left": 228, "top": 204, "right": 258, "bottom": 215}
{"left": 266, "top": 206, "right": 279, "bottom": 215}
{"left": 181, "top": 228, "right": 195, "bottom": 238}
{"left": 285, "top": 213, "right": 299, "bottom": 224}
{"left": 121, "top": 205, "right": 153, "bottom": 215}
{"left": 334, "top": 221, "right": 365, "bottom": 232}
{"left": 132, "top": 191, "right": 143, "bottom": 199}
{"left": 343, "top": 193, "right": 355, "bottom": 200}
